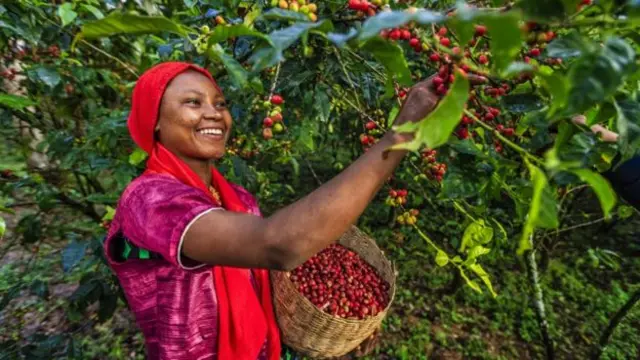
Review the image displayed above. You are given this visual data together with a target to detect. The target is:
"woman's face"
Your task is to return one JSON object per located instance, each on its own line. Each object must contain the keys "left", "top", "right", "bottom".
{"left": 156, "top": 70, "right": 232, "bottom": 161}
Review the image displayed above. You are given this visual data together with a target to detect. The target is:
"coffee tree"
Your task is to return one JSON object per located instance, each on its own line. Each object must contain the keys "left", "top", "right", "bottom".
{"left": 1, "top": 0, "right": 639, "bottom": 358}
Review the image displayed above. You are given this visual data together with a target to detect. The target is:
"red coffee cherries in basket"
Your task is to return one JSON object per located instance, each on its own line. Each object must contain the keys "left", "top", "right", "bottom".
{"left": 289, "top": 244, "right": 391, "bottom": 320}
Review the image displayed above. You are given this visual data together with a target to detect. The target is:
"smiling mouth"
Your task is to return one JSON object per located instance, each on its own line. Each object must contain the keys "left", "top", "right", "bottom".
{"left": 196, "top": 128, "right": 225, "bottom": 141}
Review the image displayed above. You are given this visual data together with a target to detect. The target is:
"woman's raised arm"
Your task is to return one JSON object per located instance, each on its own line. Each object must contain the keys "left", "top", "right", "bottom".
{"left": 182, "top": 78, "right": 440, "bottom": 270}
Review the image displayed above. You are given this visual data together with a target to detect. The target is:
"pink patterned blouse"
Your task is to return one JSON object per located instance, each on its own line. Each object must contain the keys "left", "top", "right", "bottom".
{"left": 103, "top": 173, "right": 268, "bottom": 360}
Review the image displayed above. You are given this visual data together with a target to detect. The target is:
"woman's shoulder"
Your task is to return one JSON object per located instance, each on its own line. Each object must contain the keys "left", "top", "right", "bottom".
{"left": 119, "top": 173, "right": 209, "bottom": 208}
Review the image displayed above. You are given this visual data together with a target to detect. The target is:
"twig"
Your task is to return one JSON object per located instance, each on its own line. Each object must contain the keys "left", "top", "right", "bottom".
{"left": 526, "top": 233, "right": 555, "bottom": 360}
{"left": 333, "top": 47, "right": 361, "bottom": 108}
{"left": 464, "top": 109, "right": 544, "bottom": 165}
{"left": 304, "top": 159, "right": 323, "bottom": 186}
{"left": 268, "top": 62, "right": 282, "bottom": 100}
{"left": 550, "top": 216, "right": 607, "bottom": 236}
{"left": 592, "top": 289, "right": 640, "bottom": 359}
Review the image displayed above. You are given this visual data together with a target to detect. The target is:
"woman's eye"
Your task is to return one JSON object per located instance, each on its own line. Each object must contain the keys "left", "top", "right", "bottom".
{"left": 185, "top": 98, "right": 200, "bottom": 105}
{"left": 215, "top": 101, "right": 228, "bottom": 109}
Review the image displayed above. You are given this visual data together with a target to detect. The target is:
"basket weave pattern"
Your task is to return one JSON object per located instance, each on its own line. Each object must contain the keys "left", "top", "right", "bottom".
{"left": 271, "top": 226, "right": 396, "bottom": 358}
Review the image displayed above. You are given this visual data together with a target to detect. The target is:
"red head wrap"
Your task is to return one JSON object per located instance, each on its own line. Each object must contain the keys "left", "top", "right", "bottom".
{"left": 127, "top": 61, "right": 280, "bottom": 360}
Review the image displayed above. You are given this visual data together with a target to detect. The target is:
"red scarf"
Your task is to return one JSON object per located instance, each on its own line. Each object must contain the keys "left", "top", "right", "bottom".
{"left": 128, "top": 61, "right": 280, "bottom": 360}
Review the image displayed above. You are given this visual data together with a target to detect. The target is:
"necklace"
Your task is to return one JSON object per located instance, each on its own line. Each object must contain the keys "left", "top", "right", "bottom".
{"left": 208, "top": 185, "right": 222, "bottom": 204}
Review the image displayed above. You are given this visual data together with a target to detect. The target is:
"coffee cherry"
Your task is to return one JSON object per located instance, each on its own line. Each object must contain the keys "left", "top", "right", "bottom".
{"left": 478, "top": 54, "right": 489, "bottom": 65}
{"left": 263, "top": 127, "right": 273, "bottom": 140}
{"left": 271, "top": 94, "right": 284, "bottom": 105}
{"left": 263, "top": 117, "right": 274, "bottom": 127}
{"left": 439, "top": 37, "right": 451, "bottom": 47}
{"left": 503, "top": 128, "right": 515, "bottom": 137}
{"left": 436, "top": 84, "right": 447, "bottom": 95}
{"left": 273, "top": 122, "right": 285, "bottom": 133}
{"left": 474, "top": 25, "right": 487, "bottom": 37}
{"left": 409, "top": 37, "right": 420, "bottom": 47}
{"left": 457, "top": 127, "right": 469, "bottom": 139}
{"left": 433, "top": 76, "right": 444, "bottom": 86}
{"left": 365, "top": 121, "right": 376, "bottom": 130}
{"left": 438, "top": 27, "right": 448, "bottom": 36}
{"left": 429, "top": 53, "right": 441, "bottom": 62}
{"left": 389, "top": 29, "right": 401, "bottom": 40}
{"left": 401, "top": 29, "right": 411, "bottom": 40}
{"left": 529, "top": 48, "right": 541, "bottom": 57}
{"left": 272, "top": 113, "right": 283, "bottom": 122}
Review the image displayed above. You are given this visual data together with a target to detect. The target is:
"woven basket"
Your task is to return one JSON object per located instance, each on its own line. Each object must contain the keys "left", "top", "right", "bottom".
{"left": 271, "top": 226, "right": 396, "bottom": 358}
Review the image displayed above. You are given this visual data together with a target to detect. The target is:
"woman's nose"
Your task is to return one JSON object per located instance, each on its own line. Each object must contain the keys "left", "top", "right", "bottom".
{"left": 202, "top": 104, "right": 223, "bottom": 120}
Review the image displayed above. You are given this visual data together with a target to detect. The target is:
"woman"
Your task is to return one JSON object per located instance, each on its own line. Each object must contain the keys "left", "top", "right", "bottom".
{"left": 102, "top": 61, "right": 441, "bottom": 360}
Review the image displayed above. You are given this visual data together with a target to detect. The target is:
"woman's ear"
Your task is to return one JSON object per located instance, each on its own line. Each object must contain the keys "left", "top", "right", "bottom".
{"left": 155, "top": 124, "right": 160, "bottom": 131}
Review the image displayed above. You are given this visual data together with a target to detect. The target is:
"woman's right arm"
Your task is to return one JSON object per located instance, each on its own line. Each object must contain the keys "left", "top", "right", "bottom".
{"left": 182, "top": 78, "right": 441, "bottom": 270}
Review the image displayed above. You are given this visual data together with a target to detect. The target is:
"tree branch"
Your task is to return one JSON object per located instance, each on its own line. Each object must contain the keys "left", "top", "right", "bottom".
{"left": 591, "top": 289, "right": 640, "bottom": 360}
{"left": 526, "top": 233, "right": 555, "bottom": 360}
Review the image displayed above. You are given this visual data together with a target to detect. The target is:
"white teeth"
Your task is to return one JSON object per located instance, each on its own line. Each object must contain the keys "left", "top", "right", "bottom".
{"left": 198, "top": 128, "right": 223, "bottom": 135}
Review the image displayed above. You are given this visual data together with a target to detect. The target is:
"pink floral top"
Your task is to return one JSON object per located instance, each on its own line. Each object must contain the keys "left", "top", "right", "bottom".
{"left": 103, "top": 173, "right": 268, "bottom": 360}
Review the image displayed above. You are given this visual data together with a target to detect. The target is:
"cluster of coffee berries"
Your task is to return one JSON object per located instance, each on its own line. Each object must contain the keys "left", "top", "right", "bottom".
{"left": 495, "top": 124, "right": 515, "bottom": 137}
{"left": 227, "top": 135, "right": 259, "bottom": 159}
{"left": 396, "top": 209, "right": 419, "bottom": 225}
{"left": 290, "top": 244, "right": 391, "bottom": 319}
{"left": 273, "top": 0, "right": 319, "bottom": 21}
{"left": 381, "top": 26, "right": 424, "bottom": 53}
{"left": 421, "top": 149, "right": 447, "bottom": 182}
{"left": 483, "top": 83, "right": 511, "bottom": 98}
{"left": 385, "top": 189, "right": 408, "bottom": 207}
{"left": 262, "top": 94, "right": 285, "bottom": 140}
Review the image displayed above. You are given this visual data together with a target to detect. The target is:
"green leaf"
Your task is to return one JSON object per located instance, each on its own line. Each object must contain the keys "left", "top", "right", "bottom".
{"left": 618, "top": 205, "right": 635, "bottom": 219}
{"left": 75, "top": 13, "right": 190, "bottom": 42}
{"left": 539, "top": 72, "right": 570, "bottom": 115}
{"left": 360, "top": 37, "right": 411, "bottom": 86}
{"left": 261, "top": 8, "right": 310, "bottom": 22}
{"left": 62, "top": 238, "right": 89, "bottom": 273}
{"left": 393, "top": 69, "right": 469, "bottom": 151}
{"left": 483, "top": 11, "right": 524, "bottom": 72}
{"left": 459, "top": 269, "right": 483, "bottom": 293}
{"left": 570, "top": 169, "right": 616, "bottom": 217}
{"left": 518, "top": 0, "right": 581, "bottom": 21}
{"left": 80, "top": 4, "right": 104, "bottom": 19}
{"left": 435, "top": 250, "right": 449, "bottom": 267}
{"left": 102, "top": 206, "right": 116, "bottom": 221}
{"left": 546, "top": 31, "right": 589, "bottom": 60}
{"left": 461, "top": 220, "right": 494, "bottom": 252}
{"left": 518, "top": 161, "right": 558, "bottom": 255}
{"left": 33, "top": 67, "right": 61, "bottom": 88}
{"left": 57, "top": 3, "right": 77, "bottom": 27}
{"left": 128, "top": 148, "right": 148, "bottom": 165}
{"left": 0, "top": 216, "right": 5, "bottom": 238}
{"left": 250, "top": 21, "right": 330, "bottom": 71}
{"left": 207, "top": 24, "right": 271, "bottom": 47}
{"left": 567, "top": 37, "right": 636, "bottom": 114}
{"left": 208, "top": 45, "right": 249, "bottom": 89}
{"left": 501, "top": 94, "right": 544, "bottom": 113}
{"left": 0, "top": 94, "right": 35, "bottom": 111}
{"left": 614, "top": 98, "right": 640, "bottom": 162}
{"left": 469, "top": 263, "right": 497, "bottom": 297}
{"left": 357, "top": 9, "right": 443, "bottom": 42}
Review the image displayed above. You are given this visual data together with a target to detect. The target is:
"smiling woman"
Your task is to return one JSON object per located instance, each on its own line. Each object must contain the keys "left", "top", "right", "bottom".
{"left": 103, "top": 61, "right": 442, "bottom": 360}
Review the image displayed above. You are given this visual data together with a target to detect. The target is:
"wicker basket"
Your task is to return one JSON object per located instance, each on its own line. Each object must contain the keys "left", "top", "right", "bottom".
{"left": 271, "top": 226, "right": 396, "bottom": 358}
